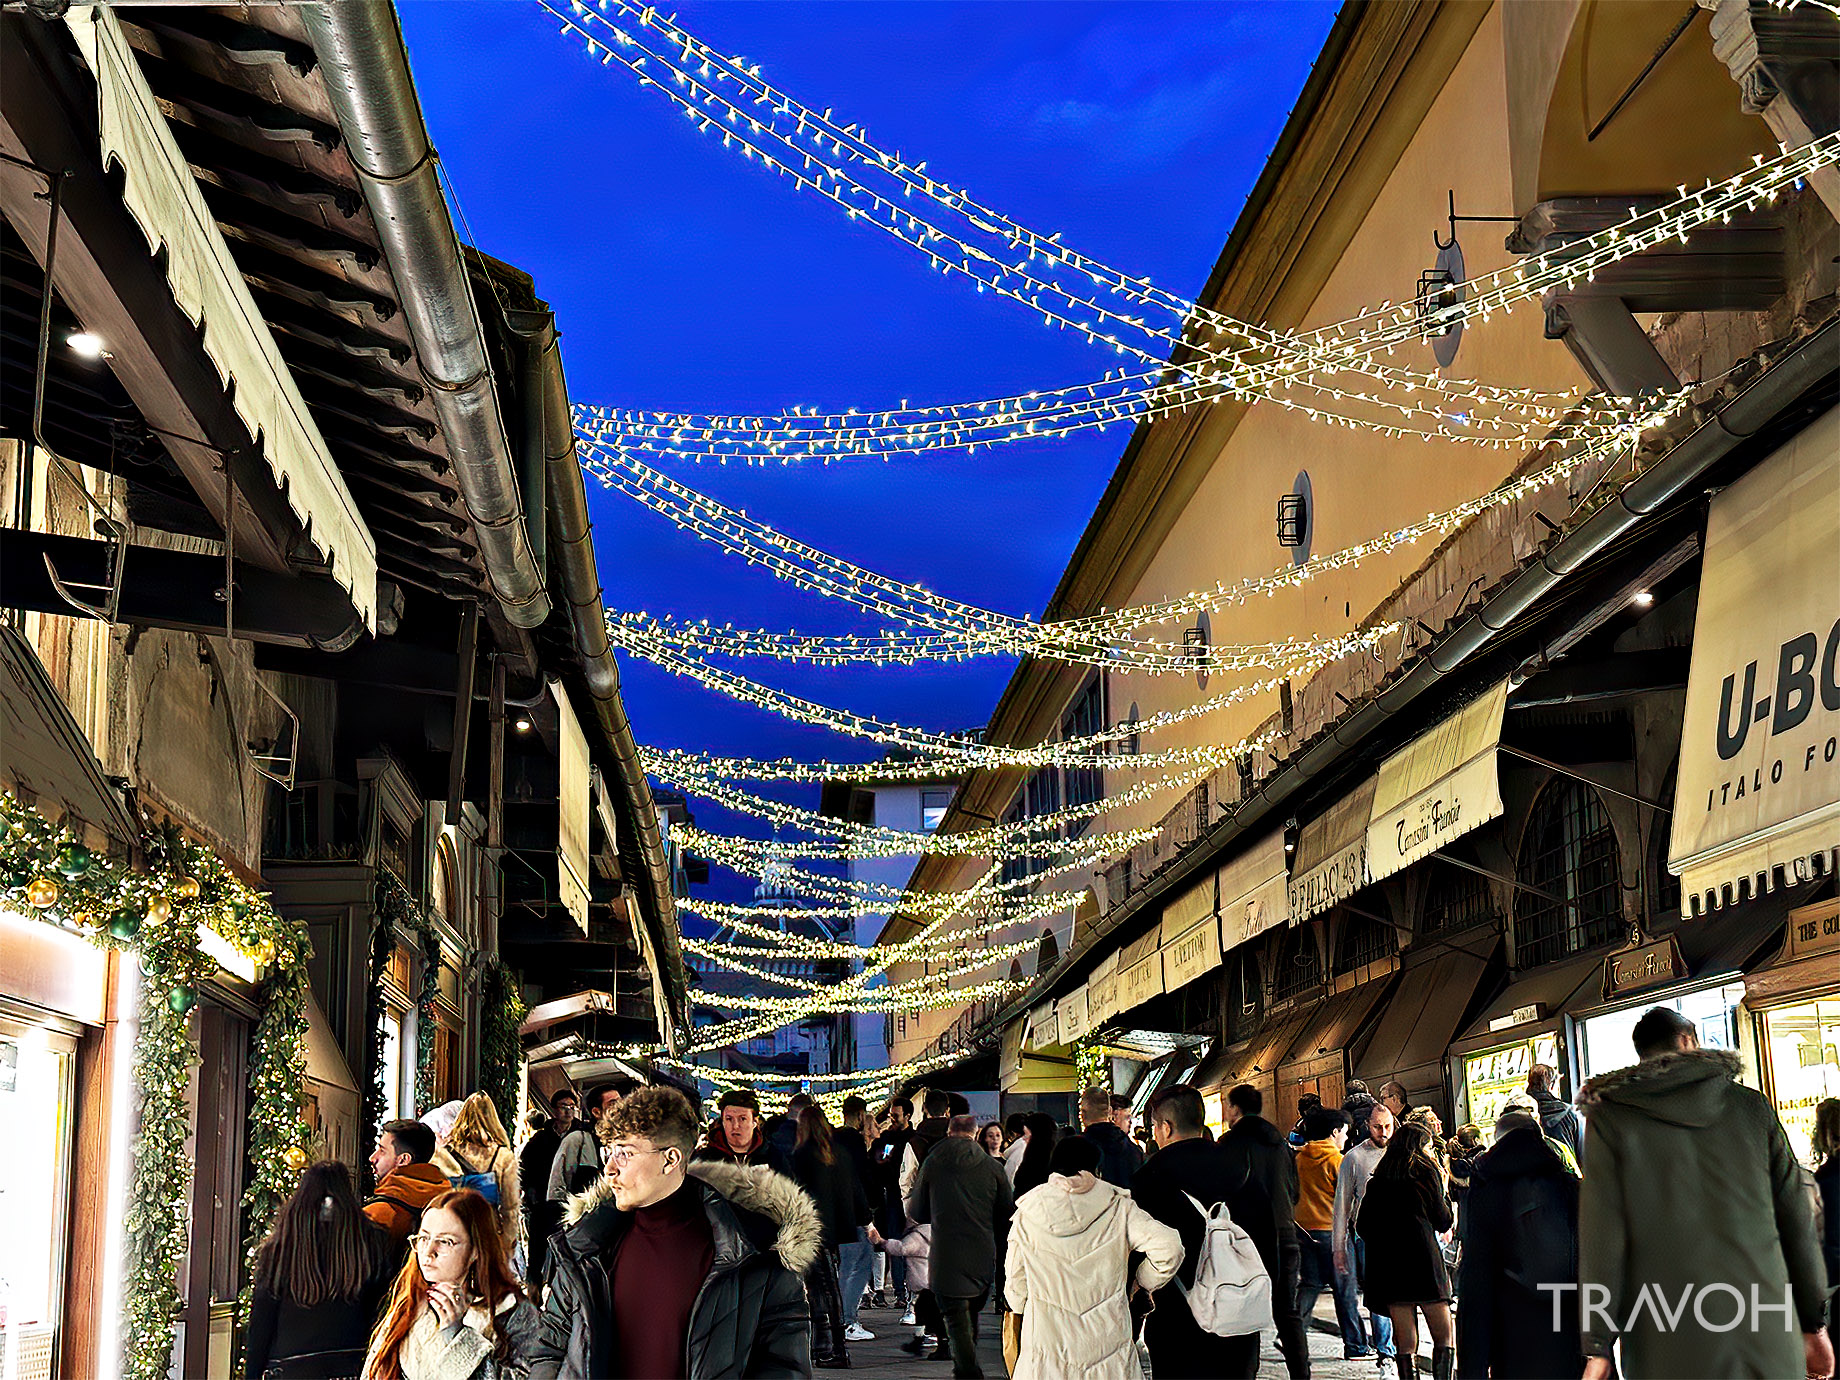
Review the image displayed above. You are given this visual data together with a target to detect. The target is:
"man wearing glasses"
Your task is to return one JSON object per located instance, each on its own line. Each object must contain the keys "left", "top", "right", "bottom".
{"left": 530, "top": 1085, "right": 820, "bottom": 1378}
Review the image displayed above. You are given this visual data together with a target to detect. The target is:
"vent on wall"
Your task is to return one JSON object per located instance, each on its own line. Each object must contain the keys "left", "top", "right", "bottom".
{"left": 1277, "top": 470, "right": 1313, "bottom": 565}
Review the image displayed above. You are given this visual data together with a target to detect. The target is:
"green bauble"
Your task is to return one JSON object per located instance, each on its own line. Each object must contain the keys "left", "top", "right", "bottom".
{"left": 231, "top": 899, "right": 249, "bottom": 921}
{"left": 56, "top": 842, "right": 92, "bottom": 879}
{"left": 167, "top": 984, "right": 197, "bottom": 1015}
{"left": 3, "top": 865, "right": 30, "bottom": 889}
{"left": 107, "top": 908, "right": 142, "bottom": 941}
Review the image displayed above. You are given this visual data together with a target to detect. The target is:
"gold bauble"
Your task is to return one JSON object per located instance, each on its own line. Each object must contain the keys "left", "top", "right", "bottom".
{"left": 255, "top": 939, "right": 277, "bottom": 966}
{"left": 175, "top": 876, "right": 201, "bottom": 900}
{"left": 145, "top": 895, "right": 172, "bottom": 924}
{"left": 282, "top": 1145, "right": 309, "bottom": 1173}
{"left": 25, "top": 876, "right": 58, "bottom": 909}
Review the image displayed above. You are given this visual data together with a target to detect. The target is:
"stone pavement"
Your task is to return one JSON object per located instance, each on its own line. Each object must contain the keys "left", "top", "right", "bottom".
{"left": 833, "top": 1295, "right": 1416, "bottom": 1377}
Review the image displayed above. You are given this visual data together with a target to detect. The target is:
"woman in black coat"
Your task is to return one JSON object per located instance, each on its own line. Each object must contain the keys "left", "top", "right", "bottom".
{"left": 1453, "top": 1109, "right": 1582, "bottom": 1380}
{"left": 793, "top": 1104, "right": 874, "bottom": 1367}
{"left": 1357, "top": 1122, "right": 1456, "bottom": 1380}
{"left": 245, "top": 1161, "right": 393, "bottom": 1379}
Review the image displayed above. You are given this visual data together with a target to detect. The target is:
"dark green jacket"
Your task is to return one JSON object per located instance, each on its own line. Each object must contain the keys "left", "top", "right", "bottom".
{"left": 1578, "top": 1048, "right": 1829, "bottom": 1379}
{"left": 910, "top": 1134, "right": 1014, "bottom": 1298}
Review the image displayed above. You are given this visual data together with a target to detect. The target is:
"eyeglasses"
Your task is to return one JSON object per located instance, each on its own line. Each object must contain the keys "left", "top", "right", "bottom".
{"left": 606, "top": 1144, "right": 669, "bottom": 1169}
{"left": 410, "top": 1233, "right": 467, "bottom": 1255}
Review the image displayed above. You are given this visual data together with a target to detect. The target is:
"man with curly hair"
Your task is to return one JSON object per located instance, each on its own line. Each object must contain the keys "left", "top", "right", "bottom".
{"left": 529, "top": 1084, "right": 820, "bottom": 1378}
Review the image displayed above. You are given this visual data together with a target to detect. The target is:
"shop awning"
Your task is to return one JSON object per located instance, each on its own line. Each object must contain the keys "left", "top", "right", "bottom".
{"left": 1198, "top": 1008, "right": 1312, "bottom": 1091}
{"left": 555, "top": 684, "right": 592, "bottom": 934}
{"left": 64, "top": 6, "right": 378, "bottom": 629}
{"left": 1450, "top": 951, "right": 1602, "bottom": 1058}
{"left": 1367, "top": 681, "right": 1510, "bottom": 884}
{"left": 1280, "top": 975, "right": 1393, "bottom": 1069}
{"left": 1218, "top": 831, "right": 1290, "bottom": 951}
{"left": 1057, "top": 984, "right": 1093, "bottom": 1044}
{"left": 0, "top": 625, "right": 138, "bottom": 846}
{"left": 1356, "top": 947, "right": 1491, "bottom": 1082}
{"left": 1161, "top": 870, "right": 1217, "bottom": 944}
{"left": 1086, "top": 951, "right": 1121, "bottom": 1027}
{"left": 1161, "top": 917, "right": 1222, "bottom": 995}
{"left": 1001, "top": 1017, "right": 1076, "bottom": 1092}
{"left": 1668, "top": 407, "right": 1840, "bottom": 915}
{"left": 1288, "top": 778, "right": 1377, "bottom": 925}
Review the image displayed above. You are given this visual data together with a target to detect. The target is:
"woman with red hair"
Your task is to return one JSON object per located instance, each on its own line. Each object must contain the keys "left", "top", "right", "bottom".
{"left": 361, "top": 1188, "right": 540, "bottom": 1380}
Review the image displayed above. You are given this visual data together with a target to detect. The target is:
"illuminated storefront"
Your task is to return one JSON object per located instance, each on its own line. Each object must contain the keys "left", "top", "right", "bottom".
{"left": 1461, "top": 1032, "right": 1560, "bottom": 1131}
{"left": 1746, "top": 896, "right": 1840, "bottom": 1165}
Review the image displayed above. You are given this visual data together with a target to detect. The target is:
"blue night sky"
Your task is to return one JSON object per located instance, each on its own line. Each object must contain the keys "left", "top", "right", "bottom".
{"left": 396, "top": 2, "right": 1339, "bottom": 905}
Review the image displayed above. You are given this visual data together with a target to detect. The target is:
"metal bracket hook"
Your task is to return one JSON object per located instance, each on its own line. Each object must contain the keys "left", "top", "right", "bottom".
{"left": 247, "top": 673, "right": 300, "bottom": 790}
{"left": 41, "top": 515, "right": 129, "bottom": 621}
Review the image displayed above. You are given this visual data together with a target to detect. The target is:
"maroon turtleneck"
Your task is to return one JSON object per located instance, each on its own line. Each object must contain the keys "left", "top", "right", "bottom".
{"left": 610, "top": 1178, "right": 715, "bottom": 1380}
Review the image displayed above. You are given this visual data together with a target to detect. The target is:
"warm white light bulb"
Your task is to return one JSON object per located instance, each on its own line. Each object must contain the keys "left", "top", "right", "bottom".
{"left": 68, "top": 331, "right": 106, "bottom": 359}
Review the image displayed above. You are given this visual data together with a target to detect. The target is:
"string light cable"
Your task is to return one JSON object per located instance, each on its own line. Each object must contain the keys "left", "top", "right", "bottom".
{"left": 580, "top": 384, "right": 1691, "bottom": 664}
{"left": 611, "top": 608, "right": 1401, "bottom": 673}
{"left": 616, "top": 622, "right": 1315, "bottom": 771}
{"left": 546, "top": 0, "right": 1839, "bottom": 420}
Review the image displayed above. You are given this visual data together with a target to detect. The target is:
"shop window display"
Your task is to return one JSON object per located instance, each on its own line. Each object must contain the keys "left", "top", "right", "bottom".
{"left": 1577, "top": 982, "right": 1745, "bottom": 1082}
{"left": 1463, "top": 1033, "right": 1559, "bottom": 1132}
{"left": 1760, "top": 997, "right": 1840, "bottom": 1165}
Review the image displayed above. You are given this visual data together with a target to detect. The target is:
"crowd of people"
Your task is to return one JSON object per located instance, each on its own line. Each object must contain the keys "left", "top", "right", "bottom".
{"left": 240, "top": 1005, "right": 1839, "bottom": 1379}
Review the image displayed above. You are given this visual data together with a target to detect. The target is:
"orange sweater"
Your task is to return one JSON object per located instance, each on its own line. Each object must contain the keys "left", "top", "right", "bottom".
{"left": 1294, "top": 1140, "right": 1342, "bottom": 1231}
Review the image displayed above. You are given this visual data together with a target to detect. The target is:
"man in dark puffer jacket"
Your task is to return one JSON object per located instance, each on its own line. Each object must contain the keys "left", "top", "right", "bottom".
{"left": 531, "top": 1086, "right": 820, "bottom": 1379}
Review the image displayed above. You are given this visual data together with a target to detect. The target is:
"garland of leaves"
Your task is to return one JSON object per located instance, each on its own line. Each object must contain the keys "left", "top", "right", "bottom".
{"left": 0, "top": 792, "right": 309, "bottom": 1380}
{"left": 408, "top": 907, "right": 440, "bottom": 1115}
{"left": 479, "top": 956, "right": 528, "bottom": 1125}
{"left": 1075, "top": 1037, "right": 1111, "bottom": 1094}
{"left": 361, "top": 880, "right": 400, "bottom": 1183}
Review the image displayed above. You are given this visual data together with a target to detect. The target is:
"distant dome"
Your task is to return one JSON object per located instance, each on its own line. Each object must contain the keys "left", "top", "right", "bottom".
{"left": 754, "top": 858, "right": 801, "bottom": 907}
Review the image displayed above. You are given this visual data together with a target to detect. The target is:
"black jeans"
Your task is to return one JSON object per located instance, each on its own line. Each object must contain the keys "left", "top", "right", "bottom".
{"left": 1272, "top": 1241, "right": 1312, "bottom": 1380}
{"left": 935, "top": 1289, "right": 987, "bottom": 1378}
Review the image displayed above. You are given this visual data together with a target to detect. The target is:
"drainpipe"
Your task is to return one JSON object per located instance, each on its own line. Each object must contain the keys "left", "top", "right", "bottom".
{"left": 516, "top": 306, "right": 687, "bottom": 1051}
{"left": 1009, "top": 313, "right": 1840, "bottom": 1019}
{"left": 301, "top": 1, "right": 549, "bottom": 629}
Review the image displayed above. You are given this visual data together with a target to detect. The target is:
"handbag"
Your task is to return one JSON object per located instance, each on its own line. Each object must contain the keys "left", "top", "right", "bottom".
{"left": 1001, "top": 1310, "right": 1022, "bottom": 1377}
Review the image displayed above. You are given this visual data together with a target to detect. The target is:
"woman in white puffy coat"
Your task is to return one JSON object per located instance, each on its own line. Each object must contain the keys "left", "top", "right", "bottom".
{"left": 1004, "top": 1134, "right": 1183, "bottom": 1380}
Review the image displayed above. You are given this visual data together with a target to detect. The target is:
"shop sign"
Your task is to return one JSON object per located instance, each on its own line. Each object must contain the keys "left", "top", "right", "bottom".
{"left": 1487, "top": 1003, "right": 1544, "bottom": 1033}
{"left": 1784, "top": 898, "right": 1840, "bottom": 962}
{"left": 1115, "top": 952, "right": 1164, "bottom": 1013}
{"left": 1088, "top": 968, "right": 1119, "bottom": 1025}
{"left": 1601, "top": 934, "right": 1686, "bottom": 1002}
{"left": 1027, "top": 1000, "right": 1058, "bottom": 1051}
{"left": 1669, "top": 409, "right": 1840, "bottom": 913}
{"left": 1161, "top": 918, "right": 1220, "bottom": 993}
{"left": 1217, "top": 831, "right": 1290, "bottom": 950}
{"left": 1058, "top": 985, "right": 1092, "bottom": 1045}
{"left": 1367, "top": 681, "right": 1510, "bottom": 884}
{"left": 1288, "top": 777, "right": 1378, "bottom": 925}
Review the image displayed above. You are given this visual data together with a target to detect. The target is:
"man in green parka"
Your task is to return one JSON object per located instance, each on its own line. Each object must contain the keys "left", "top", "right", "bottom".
{"left": 1578, "top": 1006, "right": 1833, "bottom": 1380}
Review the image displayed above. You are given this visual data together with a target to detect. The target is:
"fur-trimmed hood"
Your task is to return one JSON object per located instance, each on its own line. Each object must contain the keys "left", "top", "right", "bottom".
{"left": 1577, "top": 1047, "right": 1743, "bottom": 1127}
{"left": 561, "top": 1159, "right": 823, "bottom": 1277}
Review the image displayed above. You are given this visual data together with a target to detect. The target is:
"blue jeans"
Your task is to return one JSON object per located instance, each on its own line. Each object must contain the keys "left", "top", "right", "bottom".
{"left": 840, "top": 1230, "right": 875, "bottom": 1325}
{"left": 1353, "top": 1239, "right": 1395, "bottom": 1359}
{"left": 1299, "top": 1228, "right": 1369, "bottom": 1356}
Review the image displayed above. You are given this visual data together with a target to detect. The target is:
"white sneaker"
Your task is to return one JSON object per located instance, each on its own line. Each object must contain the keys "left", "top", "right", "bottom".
{"left": 1377, "top": 1358, "right": 1400, "bottom": 1380}
{"left": 900, "top": 1308, "right": 917, "bottom": 1326}
{"left": 843, "top": 1324, "right": 875, "bottom": 1342}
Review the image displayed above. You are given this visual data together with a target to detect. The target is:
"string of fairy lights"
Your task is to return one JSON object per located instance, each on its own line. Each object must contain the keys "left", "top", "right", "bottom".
{"left": 577, "top": 389, "right": 1688, "bottom": 663}
{"left": 545, "top": 0, "right": 1838, "bottom": 428}
{"left": 519, "top": 0, "right": 1840, "bottom": 1091}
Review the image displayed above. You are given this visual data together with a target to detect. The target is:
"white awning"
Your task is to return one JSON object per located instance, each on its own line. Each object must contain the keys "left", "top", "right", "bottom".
{"left": 1057, "top": 984, "right": 1092, "bottom": 1044}
{"left": 1161, "top": 918, "right": 1220, "bottom": 993}
{"left": 64, "top": 6, "right": 377, "bottom": 628}
{"left": 1160, "top": 871, "right": 1217, "bottom": 946}
{"left": 1086, "top": 950, "right": 1121, "bottom": 1025}
{"left": 1218, "top": 831, "right": 1290, "bottom": 951}
{"left": 1288, "top": 776, "right": 1378, "bottom": 924}
{"left": 1669, "top": 407, "right": 1840, "bottom": 914}
{"left": 554, "top": 683, "right": 591, "bottom": 934}
{"left": 1366, "top": 680, "right": 1510, "bottom": 884}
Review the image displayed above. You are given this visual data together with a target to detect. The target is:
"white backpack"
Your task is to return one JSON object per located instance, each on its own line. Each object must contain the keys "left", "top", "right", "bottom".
{"left": 1175, "top": 1190, "right": 1274, "bottom": 1337}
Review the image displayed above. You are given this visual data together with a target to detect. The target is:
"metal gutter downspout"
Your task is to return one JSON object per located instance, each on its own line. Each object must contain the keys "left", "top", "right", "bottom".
{"left": 302, "top": 1, "right": 550, "bottom": 629}
{"left": 1009, "top": 314, "right": 1840, "bottom": 1024}
{"left": 526, "top": 311, "right": 687, "bottom": 1053}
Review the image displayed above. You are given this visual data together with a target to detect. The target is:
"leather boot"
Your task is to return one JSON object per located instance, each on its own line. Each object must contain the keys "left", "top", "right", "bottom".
{"left": 1431, "top": 1345, "right": 1454, "bottom": 1380}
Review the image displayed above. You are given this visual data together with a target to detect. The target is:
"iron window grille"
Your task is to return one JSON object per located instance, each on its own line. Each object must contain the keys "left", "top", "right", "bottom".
{"left": 1514, "top": 780, "right": 1624, "bottom": 967}
{"left": 1333, "top": 911, "right": 1393, "bottom": 973}
{"left": 1422, "top": 862, "right": 1498, "bottom": 935}
{"left": 1277, "top": 492, "right": 1309, "bottom": 546}
{"left": 1273, "top": 924, "right": 1323, "bottom": 1002}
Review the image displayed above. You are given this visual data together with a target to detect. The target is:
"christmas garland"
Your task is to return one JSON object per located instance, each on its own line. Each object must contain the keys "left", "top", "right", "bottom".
{"left": 360, "top": 882, "right": 398, "bottom": 1180}
{"left": 479, "top": 956, "right": 528, "bottom": 1125}
{"left": 410, "top": 909, "right": 440, "bottom": 1115}
{"left": 0, "top": 792, "right": 309, "bottom": 1380}
{"left": 1075, "top": 1037, "right": 1111, "bottom": 1093}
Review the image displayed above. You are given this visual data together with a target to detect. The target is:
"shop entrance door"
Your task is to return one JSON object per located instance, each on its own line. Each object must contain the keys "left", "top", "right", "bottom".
{"left": 0, "top": 1010, "right": 79, "bottom": 1380}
